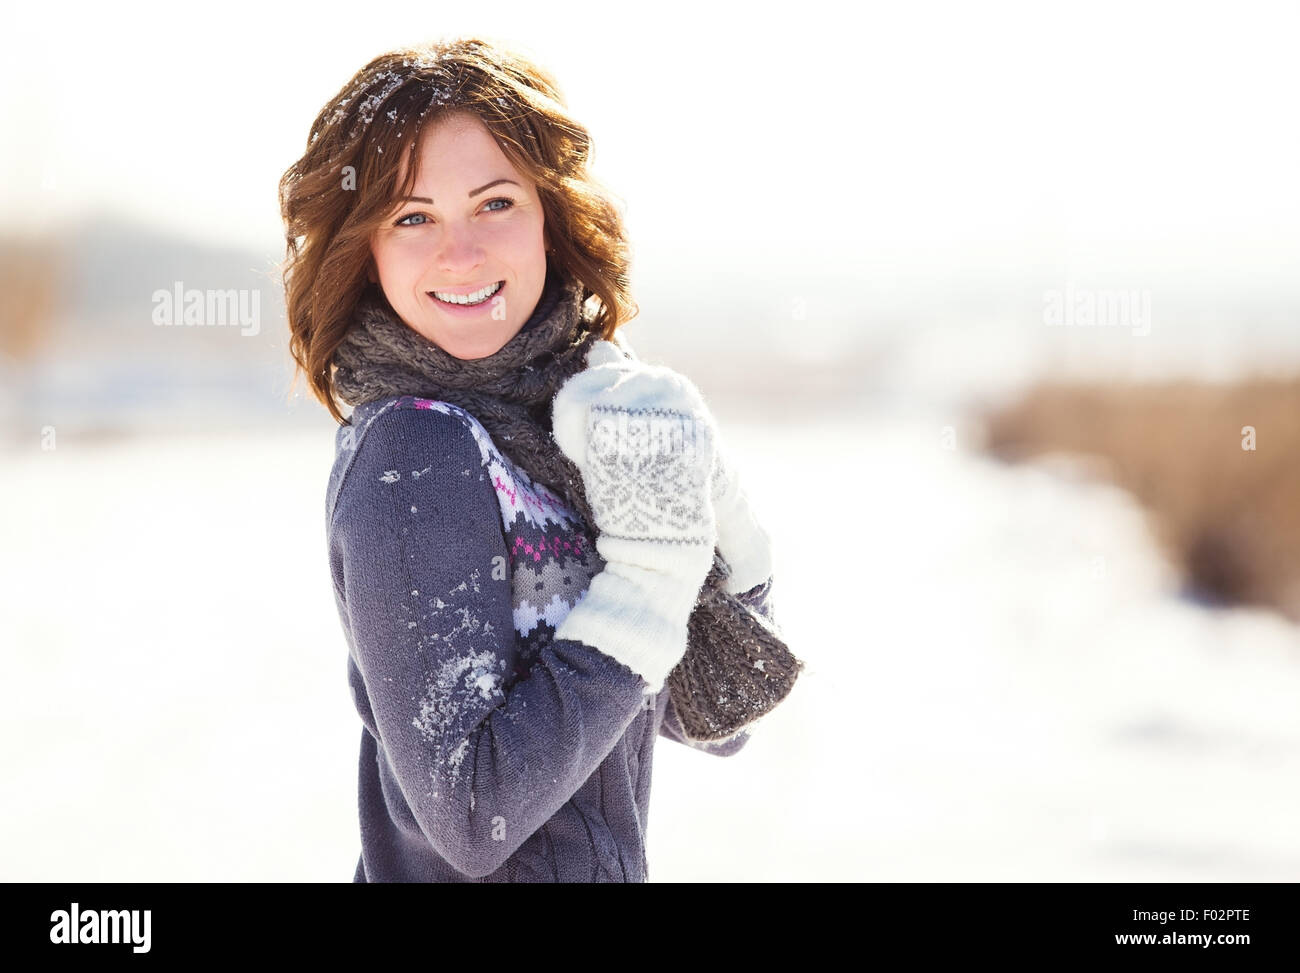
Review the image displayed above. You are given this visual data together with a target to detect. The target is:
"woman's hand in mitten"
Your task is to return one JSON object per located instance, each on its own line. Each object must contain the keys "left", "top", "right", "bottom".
{"left": 709, "top": 428, "right": 775, "bottom": 595}
{"left": 552, "top": 340, "right": 718, "bottom": 579}
{"left": 550, "top": 341, "right": 719, "bottom": 691}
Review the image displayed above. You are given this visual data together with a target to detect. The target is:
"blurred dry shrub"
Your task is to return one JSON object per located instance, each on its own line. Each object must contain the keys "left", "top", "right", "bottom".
{"left": 978, "top": 376, "right": 1300, "bottom": 623}
{"left": 0, "top": 235, "right": 62, "bottom": 361}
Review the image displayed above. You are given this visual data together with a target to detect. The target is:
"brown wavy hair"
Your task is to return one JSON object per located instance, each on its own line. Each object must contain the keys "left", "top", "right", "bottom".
{"left": 277, "top": 36, "right": 637, "bottom": 425}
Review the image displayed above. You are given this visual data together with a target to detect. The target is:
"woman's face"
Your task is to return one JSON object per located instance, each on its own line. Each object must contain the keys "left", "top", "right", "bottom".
{"left": 369, "top": 111, "right": 549, "bottom": 360}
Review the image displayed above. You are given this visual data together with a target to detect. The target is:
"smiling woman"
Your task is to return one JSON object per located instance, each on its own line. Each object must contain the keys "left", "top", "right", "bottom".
{"left": 367, "top": 112, "right": 550, "bottom": 360}
{"left": 277, "top": 36, "right": 636, "bottom": 426}
{"left": 276, "top": 35, "right": 799, "bottom": 885}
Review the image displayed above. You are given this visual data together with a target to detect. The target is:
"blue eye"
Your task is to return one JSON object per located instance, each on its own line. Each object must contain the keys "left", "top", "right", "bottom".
{"left": 393, "top": 197, "right": 514, "bottom": 227}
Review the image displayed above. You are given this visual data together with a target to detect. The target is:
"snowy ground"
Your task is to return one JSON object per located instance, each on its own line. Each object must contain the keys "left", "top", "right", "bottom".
{"left": 2, "top": 406, "right": 1298, "bottom": 882}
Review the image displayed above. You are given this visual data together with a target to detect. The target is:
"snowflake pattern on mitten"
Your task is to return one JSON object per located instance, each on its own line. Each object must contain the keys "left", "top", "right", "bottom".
{"left": 585, "top": 404, "right": 713, "bottom": 545}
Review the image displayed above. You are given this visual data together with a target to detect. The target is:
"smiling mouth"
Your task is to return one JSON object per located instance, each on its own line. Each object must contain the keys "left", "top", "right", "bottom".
{"left": 428, "top": 281, "right": 504, "bottom": 306}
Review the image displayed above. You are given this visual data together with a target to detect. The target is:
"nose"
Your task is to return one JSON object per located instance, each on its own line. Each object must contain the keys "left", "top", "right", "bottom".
{"left": 435, "top": 221, "right": 485, "bottom": 276}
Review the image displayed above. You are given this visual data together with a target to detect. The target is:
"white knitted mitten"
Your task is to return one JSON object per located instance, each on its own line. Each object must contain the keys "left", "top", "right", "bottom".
{"left": 606, "top": 329, "right": 770, "bottom": 594}
{"left": 709, "top": 428, "right": 775, "bottom": 595}
{"left": 551, "top": 341, "right": 718, "bottom": 693}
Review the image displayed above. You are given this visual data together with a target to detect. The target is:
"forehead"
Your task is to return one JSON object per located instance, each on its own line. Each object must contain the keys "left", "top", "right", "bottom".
{"left": 400, "top": 112, "right": 506, "bottom": 181}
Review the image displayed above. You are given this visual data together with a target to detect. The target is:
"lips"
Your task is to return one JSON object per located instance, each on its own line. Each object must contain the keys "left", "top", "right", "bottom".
{"left": 430, "top": 281, "right": 500, "bottom": 296}
{"left": 427, "top": 280, "right": 505, "bottom": 309}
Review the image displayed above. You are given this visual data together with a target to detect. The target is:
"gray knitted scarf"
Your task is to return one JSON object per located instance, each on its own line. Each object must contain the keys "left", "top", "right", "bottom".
{"left": 331, "top": 269, "right": 802, "bottom": 742}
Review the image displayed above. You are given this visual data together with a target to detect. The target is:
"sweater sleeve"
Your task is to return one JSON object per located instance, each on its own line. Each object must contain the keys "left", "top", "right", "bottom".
{"left": 331, "top": 405, "right": 649, "bottom": 879}
{"left": 655, "top": 575, "right": 777, "bottom": 757}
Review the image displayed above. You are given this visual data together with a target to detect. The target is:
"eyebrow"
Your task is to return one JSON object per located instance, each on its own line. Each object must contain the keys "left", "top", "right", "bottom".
{"left": 399, "top": 178, "right": 520, "bottom": 204}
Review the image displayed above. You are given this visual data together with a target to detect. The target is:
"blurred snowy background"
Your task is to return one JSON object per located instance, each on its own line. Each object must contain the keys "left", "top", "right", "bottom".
{"left": 2, "top": 0, "right": 1298, "bottom": 881}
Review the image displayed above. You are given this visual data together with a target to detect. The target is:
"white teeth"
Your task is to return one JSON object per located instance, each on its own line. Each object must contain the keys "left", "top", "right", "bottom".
{"left": 432, "top": 281, "right": 502, "bottom": 305}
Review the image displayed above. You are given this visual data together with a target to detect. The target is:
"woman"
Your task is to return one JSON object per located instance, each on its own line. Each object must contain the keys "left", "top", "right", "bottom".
{"left": 279, "top": 36, "right": 791, "bottom": 882}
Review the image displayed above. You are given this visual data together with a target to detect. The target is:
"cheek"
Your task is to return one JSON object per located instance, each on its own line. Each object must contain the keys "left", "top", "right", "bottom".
{"left": 373, "top": 238, "right": 424, "bottom": 279}
{"left": 500, "top": 220, "right": 547, "bottom": 257}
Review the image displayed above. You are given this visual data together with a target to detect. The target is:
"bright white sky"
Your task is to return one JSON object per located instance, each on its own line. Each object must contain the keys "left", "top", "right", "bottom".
{"left": 2, "top": 0, "right": 1297, "bottom": 296}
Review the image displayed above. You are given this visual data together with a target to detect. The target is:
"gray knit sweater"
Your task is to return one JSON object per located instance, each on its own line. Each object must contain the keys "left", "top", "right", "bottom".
{"left": 326, "top": 394, "right": 776, "bottom": 882}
